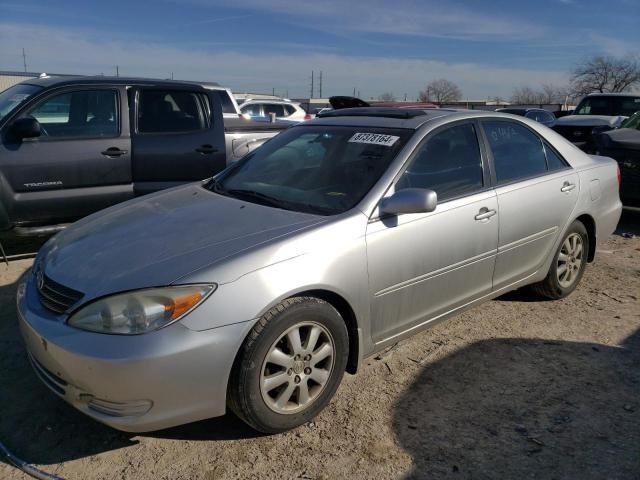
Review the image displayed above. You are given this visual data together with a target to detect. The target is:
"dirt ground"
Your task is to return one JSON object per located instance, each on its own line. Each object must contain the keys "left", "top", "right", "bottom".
{"left": 1, "top": 213, "right": 639, "bottom": 480}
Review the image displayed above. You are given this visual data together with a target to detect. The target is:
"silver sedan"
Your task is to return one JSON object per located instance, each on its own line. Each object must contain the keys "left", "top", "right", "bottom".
{"left": 17, "top": 108, "right": 622, "bottom": 433}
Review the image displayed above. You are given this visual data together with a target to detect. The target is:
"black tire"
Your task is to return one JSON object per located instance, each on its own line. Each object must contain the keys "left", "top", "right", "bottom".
{"left": 228, "top": 296, "right": 348, "bottom": 433}
{"left": 531, "top": 220, "right": 589, "bottom": 300}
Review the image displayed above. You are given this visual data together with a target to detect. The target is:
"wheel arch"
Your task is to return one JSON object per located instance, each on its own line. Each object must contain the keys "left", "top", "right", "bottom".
{"left": 575, "top": 213, "right": 597, "bottom": 262}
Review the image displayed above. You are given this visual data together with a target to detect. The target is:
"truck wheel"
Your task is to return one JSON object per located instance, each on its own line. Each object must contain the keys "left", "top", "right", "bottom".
{"left": 531, "top": 220, "right": 589, "bottom": 300}
{"left": 228, "top": 297, "right": 348, "bottom": 433}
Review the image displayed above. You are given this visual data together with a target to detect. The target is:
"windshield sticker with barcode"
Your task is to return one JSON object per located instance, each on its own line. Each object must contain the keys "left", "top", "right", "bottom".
{"left": 348, "top": 133, "right": 399, "bottom": 147}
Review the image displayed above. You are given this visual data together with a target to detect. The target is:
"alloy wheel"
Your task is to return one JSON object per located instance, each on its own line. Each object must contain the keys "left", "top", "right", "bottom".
{"left": 557, "top": 233, "right": 584, "bottom": 289}
{"left": 260, "top": 322, "right": 335, "bottom": 414}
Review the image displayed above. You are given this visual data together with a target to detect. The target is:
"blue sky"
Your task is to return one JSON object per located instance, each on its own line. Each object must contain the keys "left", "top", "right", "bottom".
{"left": 1, "top": 0, "right": 638, "bottom": 99}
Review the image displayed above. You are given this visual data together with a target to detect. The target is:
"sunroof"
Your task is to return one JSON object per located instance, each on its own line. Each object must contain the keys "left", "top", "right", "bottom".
{"left": 317, "top": 107, "right": 428, "bottom": 119}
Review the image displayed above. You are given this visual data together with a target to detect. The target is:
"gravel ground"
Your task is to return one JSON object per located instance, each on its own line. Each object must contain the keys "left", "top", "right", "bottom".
{"left": 1, "top": 214, "right": 638, "bottom": 480}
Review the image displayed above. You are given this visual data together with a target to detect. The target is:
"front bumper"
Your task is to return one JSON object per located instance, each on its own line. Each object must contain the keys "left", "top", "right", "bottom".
{"left": 16, "top": 271, "right": 252, "bottom": 432}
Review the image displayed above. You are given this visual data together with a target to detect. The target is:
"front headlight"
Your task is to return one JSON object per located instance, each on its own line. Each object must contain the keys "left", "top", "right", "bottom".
{"left": 67, "top": 285, "right": 215, "bottom": 334}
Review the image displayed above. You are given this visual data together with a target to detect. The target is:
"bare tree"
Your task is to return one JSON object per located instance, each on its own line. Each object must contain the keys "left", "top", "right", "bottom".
{"left": 377, "top": 92, "right": 396, "bottom": 101}
{"left": 510, "top": 86, "right": 543, "bottom": 104}
{"left": 418, "top": 79, "right": 462, "bottom": 104}
{"left": 540, "top": 84, "right": 568, "bottom": 104}
{"left": 571, "top": 54, "right": 640, "bottom": 95}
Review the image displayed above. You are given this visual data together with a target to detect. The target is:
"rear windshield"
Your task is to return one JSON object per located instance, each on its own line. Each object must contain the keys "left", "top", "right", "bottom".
{"left": 575, "top": 96, "right": 640, "bottom": 116}
{"left": 208, "top": 125, "right": 412, "bottom": 215}
{"left": 0, "top": 83, "right": 42, "bottom": 123}
{"left": 210, "top": 90, "right": 237, "bottom": 114}
{"left": 621, "top": 111, "right": 640, "bottom": 130}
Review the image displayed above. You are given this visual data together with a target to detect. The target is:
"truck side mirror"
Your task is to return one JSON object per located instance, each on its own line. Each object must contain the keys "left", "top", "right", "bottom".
{"left": 10, "top": 117, "right": 42, "bottom": 140}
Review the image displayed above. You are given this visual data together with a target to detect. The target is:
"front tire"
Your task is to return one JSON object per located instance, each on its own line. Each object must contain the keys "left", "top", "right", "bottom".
{"left": 531, "top": 220, "right": 589, "bottom": 300}
{"left": 228, "top": 297, "right": 348, "bottom": 433}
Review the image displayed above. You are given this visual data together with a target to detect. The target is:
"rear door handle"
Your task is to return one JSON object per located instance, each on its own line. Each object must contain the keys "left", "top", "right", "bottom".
{"left": 195, "top": 145, "right": 218, "bottom": 154}
{"left": 101, "top": 147, "right": 128, "bottom": 157}
{"left": 475, "top": 207, "right": 497, "bottom": 221}
{"left": 561, "top": 182, "right": 576, "bottom": 193}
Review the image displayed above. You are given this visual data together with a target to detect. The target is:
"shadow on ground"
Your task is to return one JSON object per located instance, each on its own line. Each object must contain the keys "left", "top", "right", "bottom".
{"left": 393, "top": 329, "right": 640, "bottom": 479}
{"left": 0, "top": 276, "right": 259, "bottom": 470}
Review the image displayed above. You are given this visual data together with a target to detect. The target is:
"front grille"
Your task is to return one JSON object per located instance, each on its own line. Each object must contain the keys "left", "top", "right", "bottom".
{"left": 36, "top": 270, "right": 84, "bottom": 314}
{"left": 553, "top": 125, "right": 594, "bottom": 147}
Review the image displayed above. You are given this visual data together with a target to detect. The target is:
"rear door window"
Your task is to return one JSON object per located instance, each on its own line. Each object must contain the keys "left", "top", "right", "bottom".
{"left": 263, "top": 104, "right": 286, "bottom": 117}
{"left": 137, "top": 89, "right": 209, "bottom": 133}
{"left": 28, "top": 89, "right": 119, "bottom": 138}
{"left": 483, "top": 121, "right": 554, "bottom": 184}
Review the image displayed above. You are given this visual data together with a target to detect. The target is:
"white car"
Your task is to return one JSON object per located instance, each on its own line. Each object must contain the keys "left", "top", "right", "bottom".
{"left": 240, "top": 100, "right": 310, "bottom": 122}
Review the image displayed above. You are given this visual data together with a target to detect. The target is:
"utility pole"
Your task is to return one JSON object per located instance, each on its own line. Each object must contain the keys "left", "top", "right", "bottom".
{"left": 319, "top": 71, "right": 323, "bottom": 98}
{"left": 404, "top": 93, "right": 407, "bottom": 101}
{"left": 272, "top": 87, "right": 275, "bottom": 96}
{"left": 310, "top": 71, "right": 314, "bottom": 99}
{"left": 115, "top": 65, "right": 119, "bottom": 77}
{"left": 171, "top": 72, "right": 174, "bottom": 80}
{"left": 22, "top": 48, "right": 27, "bottom": 72}
{"left": 353, "top": 87, "right": 356, "bottom": 96}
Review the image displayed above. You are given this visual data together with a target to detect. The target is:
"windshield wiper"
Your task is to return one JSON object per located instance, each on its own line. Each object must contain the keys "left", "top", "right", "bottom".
{"left": 224, "top": 189, "right": 294, "bottom": 210}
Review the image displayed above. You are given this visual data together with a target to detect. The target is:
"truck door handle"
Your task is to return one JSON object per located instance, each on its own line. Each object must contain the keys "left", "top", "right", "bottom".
{"left": 474, "top": 207, "right": 497, "bottom": 221}
{"left": 195, "top": 145, "right": 218, "bottom": 154}
{"left": 561, "top": 182, "right": 576, "bottom": 193}
{"left": 101, "top": 147, "right": 128, "bottom": 157}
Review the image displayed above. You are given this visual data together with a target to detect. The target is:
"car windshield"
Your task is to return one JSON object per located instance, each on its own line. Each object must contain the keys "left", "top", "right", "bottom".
{"left": 208, "top": 125, "right": 412, "bottom": 215}
{"left": 575, "top": 96, "right": 640, "bottom": 116}
{"left": 621, "top": 111, "right": 640, "bottom": 130}
{"left": 0, "top": 83, "right": 42, "bottom": 123}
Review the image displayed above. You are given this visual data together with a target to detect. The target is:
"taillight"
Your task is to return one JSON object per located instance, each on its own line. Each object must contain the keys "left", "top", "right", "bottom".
{"left": 304, "top": 114, "right": 312, "bottom": 121}
{"left": 616, "top": 163, "right": 621, "bottom": 187}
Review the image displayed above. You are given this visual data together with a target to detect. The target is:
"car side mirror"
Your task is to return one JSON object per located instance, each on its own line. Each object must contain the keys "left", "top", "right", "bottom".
{"left": 10, "top": 117, "right": 42, "bottom": 140}
{"left": 379, "top": 188, "right": 438, "bottom": 216}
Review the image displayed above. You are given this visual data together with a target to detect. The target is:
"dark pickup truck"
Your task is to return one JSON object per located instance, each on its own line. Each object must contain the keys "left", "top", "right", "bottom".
{"left": 0, "top": 76, "right": 286, "bottom": 235}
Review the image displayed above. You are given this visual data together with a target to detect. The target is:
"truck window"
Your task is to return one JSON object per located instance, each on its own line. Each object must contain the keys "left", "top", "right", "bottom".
{"left": 138, "top": 90, "right": 209, "bottom": 133}
{"left": 28, "top": 89, "right": 119, "bottom": 138}
{"left": 210, "top": 90, "right": 236, "bottom": 114}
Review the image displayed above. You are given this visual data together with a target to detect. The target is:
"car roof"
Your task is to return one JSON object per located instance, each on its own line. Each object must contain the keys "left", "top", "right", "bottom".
{"left": 307, "top": 107, "right": 512, "bottom": 129}
{"left": 584, "top": 92, "right": 640, "bottom": 97}
{"left": 20, "top": 75, "right": 215, "bottom": 90}
{"left": 242, "top": 99, "right": 298, "bottom": 105}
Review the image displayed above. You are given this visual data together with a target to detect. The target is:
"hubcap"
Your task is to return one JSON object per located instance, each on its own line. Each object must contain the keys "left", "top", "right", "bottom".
{"left": 260, "top": 322, "right": 335, "bottom": 414}
{"left": 557, "top": 233, "right": 584, "bottom": 288}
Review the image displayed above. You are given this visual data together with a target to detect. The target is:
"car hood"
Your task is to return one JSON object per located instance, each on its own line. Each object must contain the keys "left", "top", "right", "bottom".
{"left": 39, "top": 184, "right": 326, "bottom": 300}
{"left": 598, "top": 128, "right": 640, "bottom": 151}
{"left": 555, "top": 115, "right": 626, "bottom": 128}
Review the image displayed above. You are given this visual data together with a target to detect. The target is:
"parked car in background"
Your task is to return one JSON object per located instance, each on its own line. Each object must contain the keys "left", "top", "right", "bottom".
{"left": 18, "top": 107, "right": 621, "bottom": 434}
{"left": 553, "top": 93, "right": 640, "bottom": 152}
{"left": 240, "top": 99, "right": 311, "bottom": 122}
{"left": 0, "top": 76, "right": 287, "bottom": 235}
{"left": 594, "top": 110, "right": 640, "bottom": 208}
{"left": 496, "top": 107, "right": 557, "bottom": 127}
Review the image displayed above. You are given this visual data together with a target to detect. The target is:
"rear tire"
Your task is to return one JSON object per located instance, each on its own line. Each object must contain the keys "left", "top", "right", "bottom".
{"left": 531, "top": 220, "right": 589, "bottom": 300}
{"left": 228, "top": 297, "right": 348, "bottom": 433}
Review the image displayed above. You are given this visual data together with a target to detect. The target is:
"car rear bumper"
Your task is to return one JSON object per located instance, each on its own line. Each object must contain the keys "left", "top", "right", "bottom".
{"left": 16, "top": 271, "right": 251, "bottom": 432}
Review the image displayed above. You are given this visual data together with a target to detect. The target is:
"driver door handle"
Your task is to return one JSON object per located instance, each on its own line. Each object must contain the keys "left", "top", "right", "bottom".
{"left": 561, "top": 181, "right": 576, "bottom": 193}
{"left": 195, "top": 144, "right": 218, "bottom": 154}
{"left": 101, "top": 147, "right": 128, "bottom": 157}
{"left": 475, "top": 207, "right": 497, "bottom": 221}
